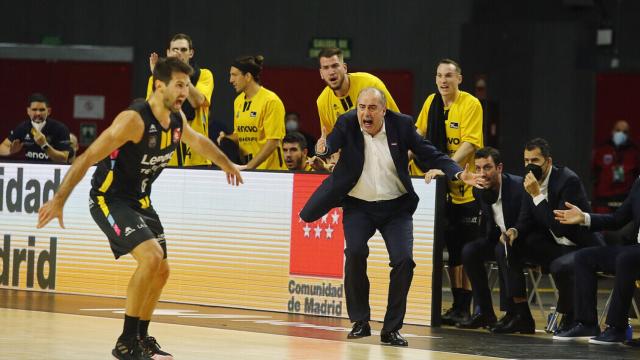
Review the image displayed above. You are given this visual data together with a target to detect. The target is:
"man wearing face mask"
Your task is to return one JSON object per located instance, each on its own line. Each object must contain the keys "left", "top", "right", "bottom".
{"left": 285, "top": 112, "right": 316, "bottom": 157}
{"left": 456, "top": 147, "right": 523, "bottom": 330}
{"left": 0, "top": 93, "right": 73, "bottom": 164}
{"left": 493, "top": 138, "right": 602, "bottom": 334}
{"left": 592, "top": 120, "right": 640, "bottom": 214}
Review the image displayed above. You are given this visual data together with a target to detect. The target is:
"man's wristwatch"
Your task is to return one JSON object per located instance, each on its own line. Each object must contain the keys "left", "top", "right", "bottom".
{"left": 41, "top": 143, "right": 50, "bottom": 151}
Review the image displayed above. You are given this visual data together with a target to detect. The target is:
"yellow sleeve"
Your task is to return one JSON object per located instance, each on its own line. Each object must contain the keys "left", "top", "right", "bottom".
{"left": 415, "top": 94, "right": 434, "bottom": 136}
{"left": 460, "top": 97, "right": 483, "bottom": 147}
{"left": 317, "top": 94, "right": 334, "bottom": 133}
{"left": 145, "top": 76, "right": 153, "bottom": 100}
{"left": 263, "top": 98, "right": 286, "bottom": 140}
{"left": 374, "top": 78, "right": 399, "bottom": 112}
{"left": 196, "top": 69, "right": 214, "bottom": 106}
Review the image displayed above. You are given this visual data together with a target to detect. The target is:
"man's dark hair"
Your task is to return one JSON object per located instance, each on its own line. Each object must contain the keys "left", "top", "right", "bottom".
{"left": 153, "top": 57, "right": 194, "bottom": 85}
{"left": 169, "top": 33, "right": 193, "bottom": 50}
{"left": 475, "top": 146, "right": 502, "bottom": 165}
{"left": 318, "top": 47, "right": 343, "bottom": 62}
{"left": 438, "top": 58, "right": 462, "bottom": 74}
{"left": 283, "top": 131, "right": 308, "bottom": 150}
{"left": 232, "top": 55, "right": 264, "bottom": 83}
{"left": 28, "top": 93, "right": 50, "bottom": 106}
{"left": 525, "top": 137, "right": 552, "bottom": 158}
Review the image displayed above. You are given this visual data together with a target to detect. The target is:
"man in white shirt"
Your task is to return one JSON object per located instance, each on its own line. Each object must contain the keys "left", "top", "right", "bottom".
{"left": 494, "top": 138, "right": 601, "bottom": 334}
{"left": 300, "top": 87, "right": 480, "bottom": 346}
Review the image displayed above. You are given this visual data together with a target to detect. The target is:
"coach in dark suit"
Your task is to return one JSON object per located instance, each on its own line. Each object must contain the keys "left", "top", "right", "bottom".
{"left": 300, "top": 87, "right": 479, "bottom": 346}
{"left": 457, "top": 147, "right": 523, "bottom": 329}
{"left": 493, "top": 138, "right": 602, "bottom": 334}
{"left": 553, "top": 177, "right": 640, "bottom": 345}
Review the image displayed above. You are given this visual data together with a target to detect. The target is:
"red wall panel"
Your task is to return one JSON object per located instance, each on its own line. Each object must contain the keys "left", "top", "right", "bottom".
{"left": 595, "top": 73, "right": 640, "bottom": 146}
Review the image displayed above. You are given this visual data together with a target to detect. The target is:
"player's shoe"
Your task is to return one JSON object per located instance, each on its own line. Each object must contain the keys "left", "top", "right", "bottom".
{"left": 140, "top": 336, "right": 174, "bottom": 360}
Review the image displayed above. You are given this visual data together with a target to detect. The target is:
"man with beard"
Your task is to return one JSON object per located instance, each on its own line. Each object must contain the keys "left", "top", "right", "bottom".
{"left": 37, "top": 58, "right": 244, "bottom": 360}
{"left": 493, "top": 138, "right": 602, "bottom": 334}
{"left": 456, "top": 147, "right": 522, "bottom": 330}
{"left": 148, "top": 33, "right": 214, "bottom": 167}
{"left": 282, "top": 132, "right": 312, "bottom": 171}
{"left": 0, "top": 93, "right": 73, "bottom": 163}
{"left": 316, "top": 47, "right": 399, "bottom": 134}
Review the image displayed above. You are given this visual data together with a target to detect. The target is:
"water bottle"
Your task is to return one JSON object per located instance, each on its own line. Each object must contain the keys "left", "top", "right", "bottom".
{"left": 546, "top": 307, "right": 558, "bottom": 333}
{"left": 626, "top": 319, "right": 633, "bottom": 341}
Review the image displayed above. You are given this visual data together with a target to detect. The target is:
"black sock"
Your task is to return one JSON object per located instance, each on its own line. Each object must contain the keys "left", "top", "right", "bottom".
{"left": 119, "top": 314, "right": 140, "bottom": 341}
{"left": 139, "top": 320, "right": 150, "bottom": 338}
{"left": 459, "top": 289, "right": 472, "bottom": 313}
{"left": 514, "top": 302, "right": 531, "bottom": 317}
{"left": 450, "top": 288, "right": 462, "bottom": 309}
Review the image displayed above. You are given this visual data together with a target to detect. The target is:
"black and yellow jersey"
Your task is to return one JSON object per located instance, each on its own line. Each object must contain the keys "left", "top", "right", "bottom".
{"left": 413, "top": 91, "right": 483, "bottom": 204}
{"left": 233, "top": 86, "right": 286, "bottom": 170}
{"left": 90, "top": 101, "right": 183, "bottom": 208}
{"left": 316, "top": 72, "right": 399, "bottom": 133}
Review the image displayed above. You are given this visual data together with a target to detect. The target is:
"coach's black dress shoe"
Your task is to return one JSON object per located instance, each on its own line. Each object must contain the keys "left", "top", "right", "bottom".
{"left": 380, "top": 331, "right": 408, "bottom": 346}
{"left": 490, "top": 313, "right": 535, "bottom": 334}
{"left": 456, "top": 312, "right": 497, "bottom": 329}
{"left": 347, "top": 321, "right": 371, "bottom": 338}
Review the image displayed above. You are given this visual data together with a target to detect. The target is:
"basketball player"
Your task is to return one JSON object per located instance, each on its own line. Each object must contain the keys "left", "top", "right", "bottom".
{"left": 37, "top": 57, "right": 243, "bottom": 360}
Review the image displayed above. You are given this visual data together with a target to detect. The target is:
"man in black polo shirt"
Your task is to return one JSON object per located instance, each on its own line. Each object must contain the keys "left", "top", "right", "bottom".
{"left": 0, "top": 93, "right": 73, "bottom": 163}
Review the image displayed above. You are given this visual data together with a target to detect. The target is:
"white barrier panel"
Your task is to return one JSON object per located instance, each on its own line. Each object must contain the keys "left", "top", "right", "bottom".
{"left": 0, "top": 162, "right": 437, "bottom": 325}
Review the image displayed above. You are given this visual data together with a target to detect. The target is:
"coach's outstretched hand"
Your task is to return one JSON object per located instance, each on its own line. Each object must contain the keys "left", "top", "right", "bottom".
{"left": 315, "top": 126, "right": 328, "bottom": 155}
{"left": 459, "top": 164, "right": 483, "bottom": 188}
{"left": 37, "top": 198, "right": 65, "bottom": 229}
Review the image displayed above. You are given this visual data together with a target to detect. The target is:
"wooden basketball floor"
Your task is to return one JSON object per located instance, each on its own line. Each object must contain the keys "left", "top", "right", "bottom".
{"left": 2, "top": 289, "right": 639, "bottom": 359}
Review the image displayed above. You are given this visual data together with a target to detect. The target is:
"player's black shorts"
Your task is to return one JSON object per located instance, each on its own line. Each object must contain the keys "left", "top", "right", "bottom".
{"left": 444, "top": 200, "right": 480, "bottom": 267}
{"left": 89, "top": 195, "right": 167, "bottom": 259}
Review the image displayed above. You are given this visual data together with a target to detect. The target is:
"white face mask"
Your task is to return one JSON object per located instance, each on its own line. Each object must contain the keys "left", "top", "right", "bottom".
{"left": 286, "top": 120, "right": 299, "bottom": 132}
{"left": 612, "top": 131, "right": 628, "bottom": 146}
{"left": 31, "top": 120, "right": 46, "bottom": 132}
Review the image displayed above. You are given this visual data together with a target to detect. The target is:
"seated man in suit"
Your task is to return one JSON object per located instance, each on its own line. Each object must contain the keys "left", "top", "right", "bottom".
{"left": 553, "top": 177, "right": 640, "bottom": 345}
{"left": 456, "top": 147, "right": 522, "bottom": 330}
{"left": 300, "top": 87, "right": 480, "bottom": 346}
{"left": 493, "top": 138, "right": 601, "bottom": 334}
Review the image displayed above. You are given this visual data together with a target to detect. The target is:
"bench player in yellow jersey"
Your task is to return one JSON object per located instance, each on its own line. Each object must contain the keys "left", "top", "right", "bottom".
{"left": 316, "top": 47, "right": 399, "bottom": 134}
{"left": 218, "top": 55, "right": 287, "bottom": 170}
{"left": 414, "top": 59, "right": 483, "bottom": 326}
{"left": 147, "top": 33, "right": 214, "bottom": 167}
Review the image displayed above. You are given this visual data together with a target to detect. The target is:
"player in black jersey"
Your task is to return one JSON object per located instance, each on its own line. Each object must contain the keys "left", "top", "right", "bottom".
{"left": 37, "top": 57, "right": 243, "bottom": 360}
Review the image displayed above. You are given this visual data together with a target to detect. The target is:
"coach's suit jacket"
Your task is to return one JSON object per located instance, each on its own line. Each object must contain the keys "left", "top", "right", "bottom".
{"left": 473, "top": 173, "right": 524, "bottom": 243}
{"left": 515, "top": 166, "right": 600, "bottom": 248}
{"left": 300, "top": 109, "right": 462, "bottom": 222}
{"left": 590, "top": 177, "right": 640, "bottom": 245}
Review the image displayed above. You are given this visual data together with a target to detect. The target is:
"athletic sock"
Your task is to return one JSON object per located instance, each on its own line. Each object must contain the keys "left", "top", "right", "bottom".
{"left": 139, "top": 319, "right": 150, "bottom": 338}
{"left": 459, "top": 289, "right": 472, "bottom": 313}
{"left": 119, "top": 314, "right": 140, "bottom": 341}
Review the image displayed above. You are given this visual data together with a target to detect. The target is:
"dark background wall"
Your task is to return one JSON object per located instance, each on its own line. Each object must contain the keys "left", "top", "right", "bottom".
{"left": 2, "top": 0, "right": 639, "bottom": 188}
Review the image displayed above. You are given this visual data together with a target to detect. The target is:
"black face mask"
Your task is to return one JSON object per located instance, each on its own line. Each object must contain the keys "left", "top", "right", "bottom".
{"left": 479, "top": 188, "right": 499, "bottom": 204}
{"left": 525, "top": 163, "right": 544, "bottom": 181}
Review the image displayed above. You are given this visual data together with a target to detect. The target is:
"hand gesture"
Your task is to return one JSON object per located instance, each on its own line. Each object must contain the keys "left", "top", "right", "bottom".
{"left": 31, "top": 128, "right": 47, "bottom": 147}
{"left": 149, "top": 52, "right": 159, "bottom": 73}
{"left": 307, "top": 156, "right": 332, "bottom": 172}
{"left": 315, "top": 126, "right": 328, "bottom": 155}
{"left": 223, "top": 163, "right": 244, "bottom": 186}
{"left": 37, "top": 199, "right": 65, "bottom": 229}
{"left": 524, "top": 172, "right": 541, "bottom": 197}
{"left": 217, "top": 131, "right": 226, "bottom": 146}
{"left": 424, "top": 169, "right": 445, "bottom": 184}
{"left": 553, "top": 202, "right": 586, "bottom": 224}
{"left": 500, "top": 228, "right": 517, "bottom": 246}
{"left": 459, "top": 164, "right": 483, "bottom": 188}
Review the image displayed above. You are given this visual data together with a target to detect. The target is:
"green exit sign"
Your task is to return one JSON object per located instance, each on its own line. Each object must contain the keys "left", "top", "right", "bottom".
{"left": 309, "top": 38, "right": 351, "bottom": 59}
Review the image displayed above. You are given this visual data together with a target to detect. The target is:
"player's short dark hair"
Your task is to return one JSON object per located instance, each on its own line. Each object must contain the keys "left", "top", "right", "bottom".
{"left": 232, "top": 55, "right": 264, "bottom": 83}
{"left": 525, "top": 137, "right": 552, "bottom": 158}
{"left": 28, "top": 93, "right": 50, "bottom": 106}
{"left": 318, "top": 47, "right": 343, "bottom": 62}
{"left": 475, "top": 147, "right": 502, "bottom": 165}
{"left": 169, "top": 33, "right": 193, "bottom": 50}
{"left": 283, "top": 132, "right": 308, "bottom": 150}
{"left": 153, "top": 57, "right": 194, "bottom": 85}
{"left": 438, "top": 58, "right": 462, "bottom": 74}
